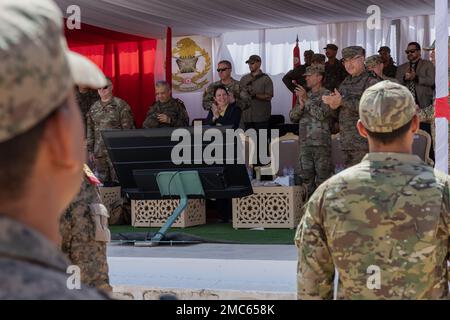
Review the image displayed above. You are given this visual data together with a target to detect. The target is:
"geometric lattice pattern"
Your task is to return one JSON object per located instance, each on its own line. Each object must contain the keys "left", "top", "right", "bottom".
{"left": 131, "top": 199, "right": 206, "bottom": 228}
{"left": 98, "top": 186, "right": 122, "bottom": 212}
{"left": 232, "top": 185, "right": 308, "bottom": 229}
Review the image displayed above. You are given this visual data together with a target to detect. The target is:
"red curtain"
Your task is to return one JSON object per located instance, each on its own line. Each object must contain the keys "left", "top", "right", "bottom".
{"left": 65, "top": 23, "right": 157, "bottom": 128}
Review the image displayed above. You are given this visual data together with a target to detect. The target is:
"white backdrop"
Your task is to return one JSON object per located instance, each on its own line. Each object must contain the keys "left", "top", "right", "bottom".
{"left": 154, "top": 14, "right": 442, "bottom": 123}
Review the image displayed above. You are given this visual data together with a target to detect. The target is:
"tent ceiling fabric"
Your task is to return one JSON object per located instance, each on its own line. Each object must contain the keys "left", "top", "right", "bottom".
{"left": 56, "top": 0, "right": 436, "bottom": 38}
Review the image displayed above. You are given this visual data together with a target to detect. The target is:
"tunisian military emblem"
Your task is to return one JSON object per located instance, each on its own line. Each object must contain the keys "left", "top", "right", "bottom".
{"left": 172, "top": 37, "right": 212, "bottom": 92}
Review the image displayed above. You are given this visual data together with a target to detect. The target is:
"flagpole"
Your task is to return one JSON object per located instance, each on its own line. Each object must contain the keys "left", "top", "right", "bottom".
{"left": 165, "top": 27, "right": 172, "bottom": 91}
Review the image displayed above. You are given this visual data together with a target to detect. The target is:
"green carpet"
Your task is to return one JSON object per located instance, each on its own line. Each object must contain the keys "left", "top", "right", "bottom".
{"left": 110, "top": 223, "right": 296, "bottom": 245}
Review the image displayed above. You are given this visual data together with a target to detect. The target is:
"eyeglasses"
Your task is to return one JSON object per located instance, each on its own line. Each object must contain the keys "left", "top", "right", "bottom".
{"left": 217, "top": 68, "right": 230, "bottom": 72}
{"left": 405, "top": 49, "right": 418, "bottom": 54}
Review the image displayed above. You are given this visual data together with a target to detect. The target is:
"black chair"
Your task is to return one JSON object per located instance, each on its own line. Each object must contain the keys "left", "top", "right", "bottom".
{"left": 269, "top": 114, "right": 285, "bottom": 127}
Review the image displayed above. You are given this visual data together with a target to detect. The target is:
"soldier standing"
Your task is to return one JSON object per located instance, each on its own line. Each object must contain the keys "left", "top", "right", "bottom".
{"left": 60, "top": 165, "right": 112, "bottom": 292}
{"left": 0, "top": 0, "right": 108, "bottom": 299}
{"left": 323, "top": 44, "right": 347, "bottom": 91}
{"left": 76, "top": 86, "right": 99, "bottom": 129}
{"left": 322, "top": 46, "right": 380, "bottom": 168}
{"left": 240, "top": 55, "right": 274, "bottom": 131}
{"left": 203, "top": 60, "right": 250, "bottom": 112}
{"left": 86, "top": 77, "right": 135, "bottom": 185}
{"left": 290, "top": 65, "right": 336, "bottom": 196}
{"left": 143, "top": 81, "right": 189, "bottom": 128}
{"left": 378, "top": 46, "right": 397, "bottom": 78}
{"left": 282, "top": 50, "right": 314, "bottom": 93}
{"left": 296, "top": 81, "right": 450, "bottom": 300}
{"left": 365, "top": 55, "right": 398, "bottom": 82}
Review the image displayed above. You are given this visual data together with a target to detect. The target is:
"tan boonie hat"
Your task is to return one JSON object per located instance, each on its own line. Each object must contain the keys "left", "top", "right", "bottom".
{"left": 304, "top": 65, "right": 325, "bottom": 76}
{"left": 359, "top": 81, "right": 416, "bottom": 133}
{"left": 365, "top": 55, "right": 383, "bottom": 68}
{"left": 423, "top": 37, "right": 450, "bottom": 51}
{"left": 342, "top": 46, "right": 365, "bottom": 59}
{"left": 0, "top": 0, "right": 106, "bottom": 143}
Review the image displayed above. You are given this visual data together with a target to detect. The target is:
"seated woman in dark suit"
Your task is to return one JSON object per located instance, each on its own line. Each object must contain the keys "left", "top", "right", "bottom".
{"left": 204, "top": 85, "right": 241, "bottom": 129}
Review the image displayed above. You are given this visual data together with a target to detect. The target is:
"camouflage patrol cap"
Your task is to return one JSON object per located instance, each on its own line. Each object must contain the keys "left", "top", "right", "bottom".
{"left": 304, "top": 50, "right": 314, "bottom": 56}
{"left": 423, "top": 37, "right": 450, "bottom": 51}
{"left": 365, "top": 55, "right": 383, "bottom": 68}
{"left": 0, "top": 0, "right": 106, "bottom": 143}
{"left": 304, "top": 65, "right": 325, "bottom": 76}
{"left": 342, "top": 46, "right": 365, "bottom": 59}
{"left": 359, "top": 81, "right": 416, "bottom": 133}
{"left": 311, "top": 54, "right": 326, "bottom": 64}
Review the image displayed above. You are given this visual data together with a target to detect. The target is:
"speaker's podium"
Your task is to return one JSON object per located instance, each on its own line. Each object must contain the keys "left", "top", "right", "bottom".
{"left": 102, "top": 125, "right": 253, "bottom": 246}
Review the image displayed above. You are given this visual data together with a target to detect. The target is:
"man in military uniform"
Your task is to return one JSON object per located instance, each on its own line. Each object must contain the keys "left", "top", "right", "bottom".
{"left": 296, "top": 81, "right": 450, "bottom": 300}
{"left": 282, "top": 50, "right": 314, "bottom": 93}
{"left": 323, "top": 46, "right": 380, "bottom": 168}
{"left": 378, "top": 46, "right": 397, "bottom": 78}
{"left": 143, "top": 81, "right": 189, "bottom": 128}
{"left": 289, "top": 65, "right": 336, "bottom": 196}
{"left": 87, "top": 77, "right": 135, "bottom": 185}
{"left": 240, "top": 55, "right": 274, "bottom": 131}
{"left": 365, "top": 55, "right": 398, "bottom": 82}
{"left": 60, "top": 165, "right": 112, "bottom": 292}
{"left": 203, "top": 60, "right": 250, "bottom": 112}
{"left": 323, "top": 44, "right": 347, "bottom": 91}
{"left": 311, "top": 53, "right": 326, "bottom": 66}
{"left": 76, "top": 86, "right": 99, "bottom": 129}
{"left": 0, "top": 0, "right": 108, "bottom": 299}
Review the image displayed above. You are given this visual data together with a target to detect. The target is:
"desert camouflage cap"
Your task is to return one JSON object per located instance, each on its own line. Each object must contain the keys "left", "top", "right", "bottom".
{"left": 359, "top": 80, "right": 416, "bottom": 133}
{"left": 304, "top": 64, "right": 325, "bottom": 76}
{"left": 423, "top": 37, "right": 450, "bottom": 51}
{"left": 365, "top": 54, "right": 383, "bottom": 68}
{"left": 342, "top": 46, "right": 365, "bottom": 59}
{"left": 0, "top": 0, "right": 106, "bottom": 143}
{"left": 311, "top": 53, "right": 326, "bottom": 64}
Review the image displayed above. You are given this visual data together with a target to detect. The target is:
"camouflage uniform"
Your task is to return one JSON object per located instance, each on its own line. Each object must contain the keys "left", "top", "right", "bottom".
{"left": 337, "top": 47, "right": 380, "bottom": 167}
{"left": 60, "top": 165, "right": 111, "bottom": 292}
{"left": 87, "top": 97, "right": 135, "bottom": 184}
{"left": 0, "top": 216, "right": 109, "bottom": 299}
{"left": 76, "top": 88, "right": 99, "bottom": 129}
{"left": 142, "top": 97, "right": 189, "bottom": 128}
{"left": 295, "top": 81, "right": 450, "bottom": 300}
{"left": 202, "top": 78, "right": 250, "bottom": 111}
{"left": 290, "top": 67, "right": 336, "bottom": 196}
{"left": 0, "top": 0, "right": 109, "bottom": 299}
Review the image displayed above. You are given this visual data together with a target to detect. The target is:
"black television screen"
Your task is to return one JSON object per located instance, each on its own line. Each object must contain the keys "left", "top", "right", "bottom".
{"left": 101, "top": 126, "right": 253, "bottom": 200}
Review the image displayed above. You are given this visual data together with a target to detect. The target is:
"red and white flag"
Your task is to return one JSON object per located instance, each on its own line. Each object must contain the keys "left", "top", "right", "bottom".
{"left": 292, "top": 35, "right": 301, "bottom": 108}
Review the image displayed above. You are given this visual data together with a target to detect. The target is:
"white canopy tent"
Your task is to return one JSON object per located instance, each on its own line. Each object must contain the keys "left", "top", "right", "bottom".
{"left": 56, "top": 0, "right": 449, "bottom": 172}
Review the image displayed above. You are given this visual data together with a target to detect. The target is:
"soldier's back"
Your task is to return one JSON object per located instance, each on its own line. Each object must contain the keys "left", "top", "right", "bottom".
{"left": 316, "top": 153, "right": 450, "bottom": 299}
